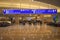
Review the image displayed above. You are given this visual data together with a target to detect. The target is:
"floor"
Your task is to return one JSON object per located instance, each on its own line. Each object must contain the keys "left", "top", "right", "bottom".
{"left": 0, "top": 24, "right": 60, "bottom": 40}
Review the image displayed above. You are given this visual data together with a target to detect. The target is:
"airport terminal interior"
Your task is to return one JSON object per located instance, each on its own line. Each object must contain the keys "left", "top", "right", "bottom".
{"left": 0, "top": 0, "right": 60, "bottom": 40}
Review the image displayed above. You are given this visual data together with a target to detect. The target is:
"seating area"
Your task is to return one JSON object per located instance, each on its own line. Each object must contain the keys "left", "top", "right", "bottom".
{"left": 0, "top": 22, "right": 11, "bottom": 27}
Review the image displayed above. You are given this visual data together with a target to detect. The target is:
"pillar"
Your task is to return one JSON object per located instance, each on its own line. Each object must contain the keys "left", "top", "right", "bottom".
{"left": 15, "top": 16, "right": 19, "bottom": 24}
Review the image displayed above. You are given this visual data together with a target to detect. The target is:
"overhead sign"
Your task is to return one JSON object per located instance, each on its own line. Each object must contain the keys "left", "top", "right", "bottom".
{"left": 3, "top": 9, "right": 57, "bottom": 14}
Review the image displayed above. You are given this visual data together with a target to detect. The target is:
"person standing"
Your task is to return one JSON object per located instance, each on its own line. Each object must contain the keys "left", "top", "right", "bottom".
{"left": 53, "top": 15, "right": 58, "bottom": 23}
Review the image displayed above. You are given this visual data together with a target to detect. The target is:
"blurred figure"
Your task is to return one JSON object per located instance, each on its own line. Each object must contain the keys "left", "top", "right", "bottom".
{"left": 9, "top": 17, "right": 15, "bottom": 24}
{"left": 53, "top": 15, "right": 58, "bottom": 23}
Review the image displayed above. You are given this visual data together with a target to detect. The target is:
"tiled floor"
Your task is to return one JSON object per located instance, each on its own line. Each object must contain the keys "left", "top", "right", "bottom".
{"left": 0, "top": 24, "right": 60, "bottom": 40}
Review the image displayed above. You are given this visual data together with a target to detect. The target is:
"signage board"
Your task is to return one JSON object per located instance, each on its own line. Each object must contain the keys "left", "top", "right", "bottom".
{"left": 3, "top": 9, "right": 57, "bottom": 14}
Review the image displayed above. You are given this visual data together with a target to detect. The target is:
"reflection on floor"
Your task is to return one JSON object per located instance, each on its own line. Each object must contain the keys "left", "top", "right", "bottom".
{"left": 0, "top": 24, "right": 60, "bottom": 40}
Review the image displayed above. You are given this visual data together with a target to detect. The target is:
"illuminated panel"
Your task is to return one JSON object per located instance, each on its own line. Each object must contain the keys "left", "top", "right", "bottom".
{"left": 3, "top": 9, "right": 57, "bottom": 14}
{"left": 35, "top": 9, "right": 57, "bottom": 14}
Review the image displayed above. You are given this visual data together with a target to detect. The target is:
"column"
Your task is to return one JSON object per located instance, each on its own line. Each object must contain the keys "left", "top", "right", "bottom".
{"left": 15, "top": 16, "right": 19, "bottom": 24}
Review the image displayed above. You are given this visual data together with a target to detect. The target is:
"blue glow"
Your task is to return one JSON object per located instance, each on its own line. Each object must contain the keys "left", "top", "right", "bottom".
{"left": 3, "top": 9, "right": 57, "bottom": 14}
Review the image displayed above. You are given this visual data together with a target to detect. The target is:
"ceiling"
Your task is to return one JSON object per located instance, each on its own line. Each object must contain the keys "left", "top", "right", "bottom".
{"left": 0, "top": 0, "right": 59, "bottom": 8}
{"left": 0, "top": 0, "right": 60, "bottom": 12}
{"left": 0, "top": 0, "right": 60, "bottom": 7}
{"left": 34, "top": 0, "right": 60, "bottom": 7}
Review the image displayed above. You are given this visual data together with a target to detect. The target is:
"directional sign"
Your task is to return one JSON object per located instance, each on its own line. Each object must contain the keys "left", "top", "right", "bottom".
{"left": 3, "top": 9, "right": 57, "bottom": 14}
